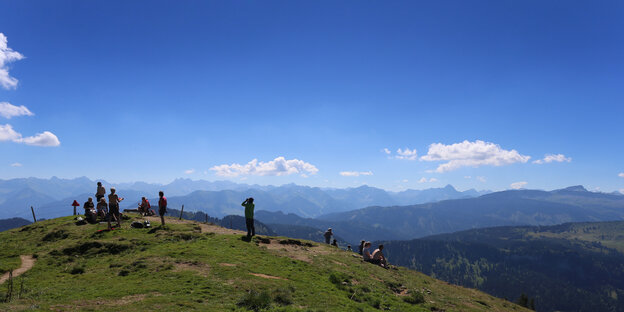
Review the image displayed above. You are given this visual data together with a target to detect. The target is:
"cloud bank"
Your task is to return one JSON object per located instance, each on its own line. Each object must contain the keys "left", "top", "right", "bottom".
{"left": 0, "top": 33, "right": 24, "bottom": 90}
{"left": 618, "top": 173, "right": 624, "bottom": 178}
{"left": 533, "top": 154, "right": 571, "bottom": 164}
{"left": 420, "top": 140, "right": 530, "bottom": 173}
{"left": 340, "top": 171, "right": 373, "bottom": 177}
{"left": 418, "top": 177, "right": 438, "bottom": 183}
{"left": 0, "top": 102, "right": 33, "bottom": 119}
{"left": 211, "top": 157, "right": 319, "bottom": 177}
{"left": 510, "top": 181, "right": 528, "bottom": 189}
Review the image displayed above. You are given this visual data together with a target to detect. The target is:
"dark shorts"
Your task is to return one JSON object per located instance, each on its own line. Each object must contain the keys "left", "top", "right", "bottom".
{"left": 109, "top": 204, "right": 120, "bottom": 215}
{"left": 365, "top": 258, "right": 381, "bottom": 265}
{"left": 159, "top": 207, "right": 167, "bottom": 216}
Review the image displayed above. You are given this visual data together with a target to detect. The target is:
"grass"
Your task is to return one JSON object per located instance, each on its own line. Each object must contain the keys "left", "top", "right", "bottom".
{"left": 0, "top": 215, "right": 530, "bottom": 311}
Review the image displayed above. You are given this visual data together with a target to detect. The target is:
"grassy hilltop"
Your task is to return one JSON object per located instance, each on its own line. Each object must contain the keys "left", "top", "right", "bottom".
{"left": 0, "top": 215, "right": 529, "bottom": 311}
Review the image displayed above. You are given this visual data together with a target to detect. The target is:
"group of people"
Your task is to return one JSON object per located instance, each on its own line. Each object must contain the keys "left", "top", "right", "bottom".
{"left": 323, "top": 228, "right": 388, "bottom": 268}
{"left": 81, "top": 182, "right": 169, "bottom": 230}
{"left": 359, "top": 240, "right": 387, "bottom": 268}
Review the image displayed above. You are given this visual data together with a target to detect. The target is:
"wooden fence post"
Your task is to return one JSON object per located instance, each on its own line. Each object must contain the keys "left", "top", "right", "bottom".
{"left": 178, "top": 205, "right": 184, "bottom": 220}
{"left": 30, "top": 206, "right": 37, "bottom": 223}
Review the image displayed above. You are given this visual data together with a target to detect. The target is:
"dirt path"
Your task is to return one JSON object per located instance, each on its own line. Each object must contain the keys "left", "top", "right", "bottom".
{"left": 143, "top": 216, "right": 245, "bottom": 235}
{"left": 0, "top": 255, "right": 36, "bottom": 284}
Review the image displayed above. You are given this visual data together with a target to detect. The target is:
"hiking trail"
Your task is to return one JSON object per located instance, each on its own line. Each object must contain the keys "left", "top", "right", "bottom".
{"left": 0, "top": 255, "right": 36, "bottom": 284}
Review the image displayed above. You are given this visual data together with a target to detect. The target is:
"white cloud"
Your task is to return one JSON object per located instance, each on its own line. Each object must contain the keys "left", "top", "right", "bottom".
{"left": 396, "top": 148, "right": 418, "bottom": 160}
{"left": 510, "top": 181, "right": 528, "bottom": 189}
{"left": 210, "top": 157, "right": 319, "bottom": 177}
{"left": 533, "top": 154, "right": 572, "bottom": 164}
{"left": 620, "top": 189, "right": 624, "bottom": 194}
{"left": 0, "top": 102, "right": 33, "bottom": 119}
{"left": 0, "top": 33, "right": 25, "bottom": 90}
{"left": 10, "top": 162, "right": 22, "bottom": 167}
{"left": 1, "top": 124, "right": 61, "bottom": 147}
{"left": 14, "top": 131, "right": 61, "bottom": 147}
{"left": 184, "top": 169, "right": 195, "bottom": 175}
{"left": 420, "top": 140, "right": 530, "bottom": 173}
{"left": 383, "top": 148, "right": 391, "bottom": 155}
{"left": 477, "top": 176, "right": 486, "bottom": 183}
{"left": 402, "top": 179, "right": 409, "bottom": 183}
{"left": 464, "top": 176, "right": 471, "bottom": 179}
{"left": 618, "top": 173, "right": 624, "bottom": 178}
{"left": 340, "top": 171, "right": 373, "bottom": 177}
{"left": 418, "top": 177, "right": 438, "bottom": 183}
{"left": 0, "top": 124, "right": 21, "bottom": 141}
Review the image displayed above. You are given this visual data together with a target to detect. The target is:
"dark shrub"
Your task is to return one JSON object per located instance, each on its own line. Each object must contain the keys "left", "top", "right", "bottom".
{"left": 237, "top": 290, "right": 271, "bottom": 311}
{"left": 272, "top": 287, "right": 294, "bottom": 305}
{"left": 70, "top": 266, "right": 85, "bottom": 275}
{"left": 403, "top": 290, "right": 425, "bottom": 304}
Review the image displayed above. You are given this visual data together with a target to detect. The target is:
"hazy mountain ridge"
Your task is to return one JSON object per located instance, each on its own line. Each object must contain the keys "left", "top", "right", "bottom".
{"left": 318, "top": 186, "right": 624, "bottom": 240}
{"left": 0, "top": 177, "right": 488, "bottom": 220}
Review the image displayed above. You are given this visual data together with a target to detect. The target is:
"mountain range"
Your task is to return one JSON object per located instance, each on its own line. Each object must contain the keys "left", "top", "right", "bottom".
{"left": 0, "top": 177, "right": 488, "bottom": 220}
{"left": 316, "top": 185, "right": 624, "bottom": 241}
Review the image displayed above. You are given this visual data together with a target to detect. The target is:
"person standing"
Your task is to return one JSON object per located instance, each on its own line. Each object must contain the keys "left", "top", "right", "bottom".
{"left": 95, "top": 182, "right": 106, "bottom": 203}
{"left": 324, "top": 228, "right": 333, "bottom": 244}
{"left": 242, "top": 197, "right": 255, "bottom": 238}
{"left": 158, "top": 191, "right": 167, "bottom": 226}
{"left": 107, "top": 187, "right": 124, "bottom": 229}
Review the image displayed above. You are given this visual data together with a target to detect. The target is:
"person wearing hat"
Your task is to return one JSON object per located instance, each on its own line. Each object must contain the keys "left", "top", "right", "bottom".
{"left": 95, "top": 182, "right": 106, "bottom": 203}
{"left": 107, "top": 187, "right": 124, "bottom": 229}
{"left": 324, "top": 228, "right": 333, "bottom": 244}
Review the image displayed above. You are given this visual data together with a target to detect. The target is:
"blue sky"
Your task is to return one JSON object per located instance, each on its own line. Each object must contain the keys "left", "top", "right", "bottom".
{"left": 1, "top": 1, "right": 623, "bottom": 192}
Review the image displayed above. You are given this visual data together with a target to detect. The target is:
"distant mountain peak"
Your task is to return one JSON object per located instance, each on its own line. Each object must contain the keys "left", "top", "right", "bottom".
{"left": 559, "top": 185, "right": 588, "bottom": 192}
{"left": 443, "top": 184, "right": 456, "bottom": 191}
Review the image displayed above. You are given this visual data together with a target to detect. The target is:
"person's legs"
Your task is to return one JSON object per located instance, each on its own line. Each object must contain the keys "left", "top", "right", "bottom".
{"left": 251, "top": 218, "right": 255, "bottom": 236}
{"left": 246, "top": 218, "right": 253, "bottom": 237}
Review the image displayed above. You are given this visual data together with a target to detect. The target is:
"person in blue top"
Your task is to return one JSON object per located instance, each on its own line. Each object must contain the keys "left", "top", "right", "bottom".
{"left": 242, "top": 197, "right": 255, "bottom": 238}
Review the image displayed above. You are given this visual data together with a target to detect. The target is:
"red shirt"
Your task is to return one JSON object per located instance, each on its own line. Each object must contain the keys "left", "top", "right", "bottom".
{"left": 159, "top": 196, "right": 167, "bottom": 208}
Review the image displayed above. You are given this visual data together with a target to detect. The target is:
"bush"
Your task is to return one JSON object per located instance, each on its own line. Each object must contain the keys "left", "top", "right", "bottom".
{"left": 272, "top": 287, "right": 294, "bottom": 305}
{"left": 237, "top": 290, "right": 271, "bottom": 311}
{"left": 403, "top": 290, "right": 425, "bottom": 305}
{"left": 329, "top": 272, "right": 352, "bottom": 287}
{"left": 70, "top": 266, "right": 85, "bottom": 275}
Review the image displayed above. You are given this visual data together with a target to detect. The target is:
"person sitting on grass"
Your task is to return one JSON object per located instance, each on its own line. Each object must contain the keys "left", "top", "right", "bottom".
{"left": 362, "top": 242, "right": 372, "bottom": 261}
{"left": 331, "top": 239, "right": 338, "bottom": 247}
{"left": 83, "top": 197, "right": 94, "bottom": 215}
{"left": 139, "top": 197, "right": 151, "bottom": 216}
{"left": 371, "top": 244, "right": 388, "bottom": 268}
{"left": 96, "top": 198, "right": 108, "bottom": 220}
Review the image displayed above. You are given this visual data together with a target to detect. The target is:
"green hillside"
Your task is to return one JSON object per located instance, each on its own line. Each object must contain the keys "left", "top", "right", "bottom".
{"left": 0, "top": 215, "right": 529, "bottom": 311}
{"left": 380, "top": 221, "right": 624, "bottom": 312}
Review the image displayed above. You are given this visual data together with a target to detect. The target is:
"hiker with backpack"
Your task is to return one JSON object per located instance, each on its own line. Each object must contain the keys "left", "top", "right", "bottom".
{"left": 242, "top": 197, "right": 255, "bottom": 238}
{"left": 158, "top": 191, "right": 167, "bottom": 226}
{"left": 324, "top": 228, "right": 333, "bottom": 244}
{"left": 107, "top": 187, "right": 124, "bottom": 229}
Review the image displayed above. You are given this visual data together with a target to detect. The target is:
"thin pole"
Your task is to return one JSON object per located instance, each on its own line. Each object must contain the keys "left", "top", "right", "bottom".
{"left": 30, "top": 206, "right": 36, "bottom": 223}
{"left": 179, "top": 205, "right": 184, "bottom": 220}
